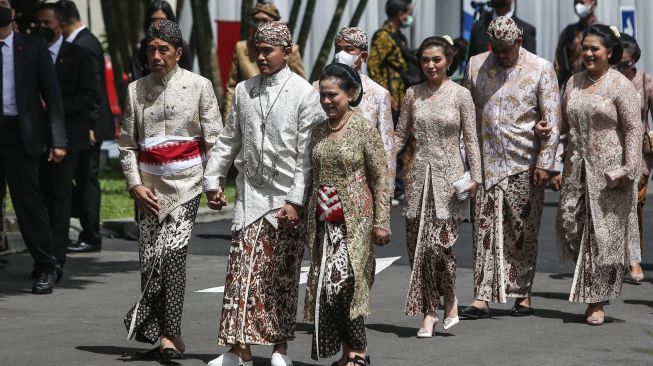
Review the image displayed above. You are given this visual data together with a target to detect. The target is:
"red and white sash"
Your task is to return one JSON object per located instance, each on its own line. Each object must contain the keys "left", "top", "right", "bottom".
{"left": 138, "top": 136, "right": 203, "bottom": 175}
{"left": 316, "top": 185, "right": 344, "bottom": 223}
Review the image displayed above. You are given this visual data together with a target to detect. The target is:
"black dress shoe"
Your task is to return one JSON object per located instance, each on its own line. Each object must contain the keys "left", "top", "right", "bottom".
{"left": 132, "top": 346, "right": 162, "bottom": 360}
{"left": 32, "top": 264, "right": 63, "bottom": 282}
{"left": 55, "top": 264, "right": 63, "bottom": 283}
{"left": 161, "top": 347, "right": 184, "bottom": 360}
{"left": 459, "top": 305, "right": 490, "bottom": 319}
{"left": 510, "top": 304, "right": 534, "bottom": 317}
{"left": 32, "top": 271, "right": 56, "bottom": 294}
{"left": 67, "top": 241, "right": 101, "bottom": 253}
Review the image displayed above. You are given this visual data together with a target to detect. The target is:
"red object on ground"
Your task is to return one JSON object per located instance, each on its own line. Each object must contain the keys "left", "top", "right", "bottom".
{"left": 216, "top": 20, "right": 241, "bottom": 90}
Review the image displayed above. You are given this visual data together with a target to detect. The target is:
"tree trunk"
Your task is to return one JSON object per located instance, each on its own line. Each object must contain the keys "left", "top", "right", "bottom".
{"left": 190, "top": 0, "right": 224, "bottom": 106}
{"left": 296, "top": 0, "right": 316, "bottom": 53}
{"left": 309, "top": 0, "right": 349, "bottom": 82}
{"left": 287, "top": 0, "right": 303, "bottom": 34}
{"left": 240, "top": 0, "right": 255, "bottom": 40}
{"left": 348, "top": 0, "right": 368, "bottom": 27}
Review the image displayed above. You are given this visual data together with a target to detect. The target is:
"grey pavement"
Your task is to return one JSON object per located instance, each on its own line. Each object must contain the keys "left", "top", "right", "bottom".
{"left": 1, "top": 190, "right": 653, "bottom": 366}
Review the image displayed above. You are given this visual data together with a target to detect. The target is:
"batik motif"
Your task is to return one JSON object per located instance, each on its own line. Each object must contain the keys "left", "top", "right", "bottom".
{"left": 557, "top": 70, "right": 642, "bottom": 303}
{"left": 218, "top": 218, "right": 305, "bottom": 346}
{"left": 124, "top": 195, "right": 200, "bottom": 343}
{"left": 311, "top": 223, "right": 367, "bottom": 360}
{"left": 404, "top": 179, "right": 461, "bottom": 316}
{"left": 473, "top": 170, "right": 543, "bottom": 303}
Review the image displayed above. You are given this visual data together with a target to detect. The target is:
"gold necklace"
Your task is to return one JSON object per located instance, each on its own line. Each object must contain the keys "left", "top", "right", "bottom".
{"left": 328, "top": 111, "right": 352, "bottom": 132}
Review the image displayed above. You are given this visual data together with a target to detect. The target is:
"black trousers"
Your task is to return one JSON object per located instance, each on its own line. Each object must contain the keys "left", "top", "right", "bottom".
{"left": 40, "top": 151, "right": 78, "bottom": 265}
{"left": 0, "top": 119, "right": 55, "bottom": 272}
{"left": 72, "top": 142, "right": 102, "bottom": 246}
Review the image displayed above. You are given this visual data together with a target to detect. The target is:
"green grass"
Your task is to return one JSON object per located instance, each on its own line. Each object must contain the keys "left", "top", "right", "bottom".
{"left": 4, "top": 159, "right": 236, "bottom": 221}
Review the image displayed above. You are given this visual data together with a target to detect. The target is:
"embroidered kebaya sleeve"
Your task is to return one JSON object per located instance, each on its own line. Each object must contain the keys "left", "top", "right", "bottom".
{"left": 362, "top": 121, "right": 391, "bottom": 232}
{"left": 203, "top": 82, "right": 243, "bottom": 191}
{"left": 285, "top": 88, "right": 324, "bottom": 206}
{"left": 554, "top": 78, "right": 572, "bottom": 173}
{"left": 117, "top": 83, "right": 142, "bottom": 191}
{"left": 459, "top": 88, "right": 483, "bottom": 184}
{"left": 199, "top": 78, "right": 223, "bottom": 182}
{"left": 393, "top": 86, "right": 415, "bottom": 155}
{"left": 615, "top": 79, "right": 643, "bottom": 180}
{"left": 377, "top": 89, "right": 396, "bottom": 191}
{"left": 535, "top": 62, "right": 562, "bottom": 172}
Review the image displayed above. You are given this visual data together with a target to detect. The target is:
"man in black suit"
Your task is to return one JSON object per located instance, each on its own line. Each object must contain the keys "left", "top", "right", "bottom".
{"left": 0, "top": 0, "right": 67, "bottom": 294}
{"left": 468, "top": 0, "right": 536, "bottom": 57}
{"left": 34, "top": 3, "right": 98, "bottom": 275}
{"left": 57, "top": 0, "right": 113, "bottom": 253}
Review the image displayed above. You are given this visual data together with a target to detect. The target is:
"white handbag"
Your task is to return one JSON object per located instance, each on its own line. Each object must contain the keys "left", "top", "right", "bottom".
{"left": 452, "top": 171, "right": 473, "bottom": 201}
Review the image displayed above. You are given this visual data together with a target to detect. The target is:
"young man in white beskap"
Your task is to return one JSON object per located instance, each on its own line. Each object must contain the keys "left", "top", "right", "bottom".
{"left": 204, "top": 21, "right": 324, "bottom": 366}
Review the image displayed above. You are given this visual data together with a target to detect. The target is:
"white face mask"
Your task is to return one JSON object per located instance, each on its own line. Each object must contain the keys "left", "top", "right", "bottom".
{"left": 334, "top": 50, "right": 359, "bottom": 68}
{"left": 574, "top": 2, "right": 593, "bottom": 18}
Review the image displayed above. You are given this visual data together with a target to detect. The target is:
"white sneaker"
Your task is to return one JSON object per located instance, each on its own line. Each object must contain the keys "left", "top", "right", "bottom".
{"left": 208, "top": 351, "right": 253, "bottom": 366}
{"left": 270, "top": 352, "right": 293, "bottom": 366}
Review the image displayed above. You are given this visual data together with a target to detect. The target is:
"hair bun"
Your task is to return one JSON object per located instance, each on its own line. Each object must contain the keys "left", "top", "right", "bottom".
{"left": 609, "top": 25, "right": 621, "bottom": 39}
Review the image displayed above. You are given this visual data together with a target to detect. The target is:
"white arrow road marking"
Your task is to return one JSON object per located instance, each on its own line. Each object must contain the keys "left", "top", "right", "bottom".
{"left": 196, "top": 256, "right": 401, "bottom": 293}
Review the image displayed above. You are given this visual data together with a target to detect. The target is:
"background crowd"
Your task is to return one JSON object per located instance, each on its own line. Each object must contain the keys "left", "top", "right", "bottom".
{"left": 0, "top": 0, "right": 651, "bottom": 365}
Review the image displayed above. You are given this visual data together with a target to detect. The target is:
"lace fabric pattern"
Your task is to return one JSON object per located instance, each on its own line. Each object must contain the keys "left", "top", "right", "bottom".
{"left": 463, "top": 48, "right": 562, "bottom": 190}
{"left": 204, "top": 66, "right": 325, "bottom": 230}
{"left": 395, "top": 81, "right": 483, "bottom": 221}
{"left": 557, "top": 69, "right": 642, "bottom": 275}
{"left": 118, "top": 66, "right": 222, "bottom": 221}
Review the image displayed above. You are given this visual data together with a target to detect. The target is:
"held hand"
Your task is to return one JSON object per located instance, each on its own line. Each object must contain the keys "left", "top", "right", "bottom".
{"left": 277, "top": 203, "right": 301, "bottom": 229}
{"left": 206, "top": 189, "right": 226, "bottom": 210}
{"left": 130, "top": 185, "right": 159, "bottom": 216}
{"left": 373, "top": 228, "right": 390, "bottom": 246}
{"left": 89, "top": 130, "right": 96, "bottom": 146}
{"left": 48, "top": 147, "right": 67, "bottom": 163}
{"left": 534, "top": 121, "right": 553, "bottom": 141}
{"left": 550, "top": 174, "right": 563, "bottom": 191}
{"left": 468, "top": 181, "right": 480, "bottom": 198}
{"left": 532, "top": 168, "right": 550, "bottom": 187}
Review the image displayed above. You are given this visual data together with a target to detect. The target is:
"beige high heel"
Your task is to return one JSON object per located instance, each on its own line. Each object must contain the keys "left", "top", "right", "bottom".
{"left": 416, "top": 314, "right": 439, "bottom": 338}
{"left": 443, "top": 297, "right": 460, "bottom": 330}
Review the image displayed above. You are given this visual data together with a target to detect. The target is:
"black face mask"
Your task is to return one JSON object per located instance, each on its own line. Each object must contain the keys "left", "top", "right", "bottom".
{"left": 0, "top": 7, "right": 12, "bottom": 27}
{"left": 33, "top": 26, "right": 56, "bottom": 43}
{"left": 490, "top": 0, "right": 511, "bottom": 8}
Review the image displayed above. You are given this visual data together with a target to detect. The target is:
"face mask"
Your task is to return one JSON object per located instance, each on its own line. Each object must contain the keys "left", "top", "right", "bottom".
{"left": 0, "top": 7, "right": 12, "bottom": 27}
{"left": 33, "top": 26, "right": 55, "bottom": 43}
{"left": 490, "top": 0, "right": 511, "bottom": 8}
{"left": 334, "top": 50, "right": 359, "bottom": 68}
{"left": 574, "top": 2, "right": 593, "bottom": 18}
{"left": 400, "top": 15, "right": 414, "bottom": 29}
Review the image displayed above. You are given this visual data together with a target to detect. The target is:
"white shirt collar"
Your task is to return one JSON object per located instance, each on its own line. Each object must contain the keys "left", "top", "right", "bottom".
{"left": 49, "top": 35, "right": 64, "bottom": 62}
{"left": 0, "top": 31, "right": 14, "bottom": 47}
{"left": 65, "top": 25, "right": 87, "bottom": 43}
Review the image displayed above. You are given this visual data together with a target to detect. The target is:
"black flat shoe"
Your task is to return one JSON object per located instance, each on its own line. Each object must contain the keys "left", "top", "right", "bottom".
{"left": 510, "top": 304, "right": 534, "bottom": 317}
{"left": 132, "top": 346, "right": 162, "bottom": 360}
{"left": 161, "top": 347, "right": 184, "bottom": 360}
{"left": 459, "top": 305, "right": 490, "bottom": 319}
